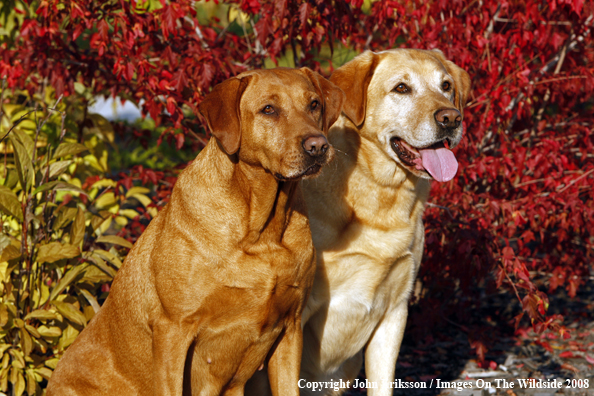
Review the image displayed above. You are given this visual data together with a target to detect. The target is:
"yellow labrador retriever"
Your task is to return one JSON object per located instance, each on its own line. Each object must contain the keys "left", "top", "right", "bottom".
{"left": 296, "top": 49, "right": 471, "bottom": 395}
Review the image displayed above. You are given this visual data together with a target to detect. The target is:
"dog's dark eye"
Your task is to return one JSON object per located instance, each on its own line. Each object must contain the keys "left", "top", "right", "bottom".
{"left": 442, "top": 81, "right": 451, "bottom": 91}
{"left": 310, "top": 100, "right": 320, "bottom": 111}
{"left": 394, "top": 83, "right": 409, "bottom": 94}
{"left": 261, "top": 105, "right": 275, "bottom": 115}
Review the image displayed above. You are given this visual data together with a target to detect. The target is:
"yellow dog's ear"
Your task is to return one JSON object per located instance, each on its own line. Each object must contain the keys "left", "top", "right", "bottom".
{"left": 198, "top": 76, "right": 252, "bottom": 155}
{"left": 300, "top": 67, "right": 346, "bottom": 132}
{"left": 445, "top": 61, "right": 471, "bottom": 116}
{"left": 431, "top": 49, "right": 472, "bottom": 116}
{"left": 330, "top": 51, "right": 379, "bottom": 127}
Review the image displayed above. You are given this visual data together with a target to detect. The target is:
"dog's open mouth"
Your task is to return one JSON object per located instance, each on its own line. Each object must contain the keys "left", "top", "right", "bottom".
{"left": 390, "top": 137, "right": 459, "bottom": 182}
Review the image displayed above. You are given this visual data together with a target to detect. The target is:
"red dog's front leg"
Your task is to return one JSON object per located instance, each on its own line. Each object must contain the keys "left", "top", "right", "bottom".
{"left": 267, "top": 322, "right": 303, "bottom": 396}
{"left": 152, "top": 315, "right": 197, "bottom": 396}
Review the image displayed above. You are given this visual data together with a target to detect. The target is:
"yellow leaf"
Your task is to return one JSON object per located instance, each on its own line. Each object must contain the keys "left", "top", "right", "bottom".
{"left": 44, "top": 358, "right": 60, "bottom": 370}
{"left": 0, "top": 244, "right": 20, "bottom": 263}
{"left": 70, "top": 208, "right": 86, "bottom": 247}
{"left": 24, "top": 309, "right": 58, "bottom": 322}
{"left": 93, "top": 249, "right": 122, "bottom": 269}
{"left": 18, "top": 329, "right": 32, "bottom": 357}
{"left": 35, "top": 367, "right": 52, "bottom": 380}
{"left": 37, "top": 242, "right": 80, "bottom": 264}
{"left": 80, "top": 261, "right": 113, "bottom": 283}
{"left": 49, "top": 263, "right": 87, "bottom": 300}
{"left": 96, "top": 235, "right": 133, "bottom": 249}
{"left": 119, "top": 208, "right": 140, "bottom": 219}
{"left": 51, "top": 301, "right": 86, "bottom": 326}
{"left": 125, "top": 186, "right": 150, "bottom": 198}
{"left": 58, "top": 325, "right": 79, "bottom": 350}
{"left": 25, "top": 369, "right": 36, "bottom": 395}
{"left": 40, "top": 160, "right": 73, "bottom": 179}
{"left": 23, "top": 325, "right": 40, "bottom": 340}
{"left": 32, "top": 337, "right": 47, "bottom": 354}
{"left": 37, "top": 326, "right": 62, "bottom": 338}
{"left": 0, "top": 185, "right": 22, "bottom": 221}
{"left": 90, "top": 211, "right": 111, "bottom": 231}
{"left": 52, "top": 206, "right": 78, "bottom": 231}
{"left": 95, "top": 192, "right": 117, "bottom": 209}
{"left": 0, "top": 305, "right": 7, "bottom": 327}
{"left": 129, "top": 193, "right": 152, "bottom": 208}
{"left": 77, "top": 288, "right": 101, "bottom": 314}
{"left": 90, "top": 179, "right": 117, "bottom": 189}
{"left": 13, "top": 370, "right": 25, "bottom": 396}
{"left": 9, "top": 349, "right": 25, "bottom": 369}
{"left": 52, "top": 143, "right": 88, "bottom": 159}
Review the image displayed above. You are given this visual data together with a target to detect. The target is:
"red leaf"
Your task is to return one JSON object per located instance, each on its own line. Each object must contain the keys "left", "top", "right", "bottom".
{"left": 166, "top": 97, "right": 177, "bottom": 115}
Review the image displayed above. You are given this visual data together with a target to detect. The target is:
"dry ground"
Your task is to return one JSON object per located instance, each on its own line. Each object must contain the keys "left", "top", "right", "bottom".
{"left": 344, "top": 281, "right": 594, "bottom": 396}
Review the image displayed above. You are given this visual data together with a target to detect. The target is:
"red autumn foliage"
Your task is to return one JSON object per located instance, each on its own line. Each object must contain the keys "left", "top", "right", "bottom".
{"left": 2, "top": 0, "right": 593, "bottom": 359}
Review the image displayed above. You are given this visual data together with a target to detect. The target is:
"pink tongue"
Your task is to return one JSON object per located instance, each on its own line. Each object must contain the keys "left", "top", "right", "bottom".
{"left": 419, "top": 147, "right": 458, "bottom": 182}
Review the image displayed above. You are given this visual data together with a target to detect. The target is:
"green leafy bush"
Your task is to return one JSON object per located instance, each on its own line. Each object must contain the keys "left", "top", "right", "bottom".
{"left": 0, "top": 88, "right": 156, "bottom": 395}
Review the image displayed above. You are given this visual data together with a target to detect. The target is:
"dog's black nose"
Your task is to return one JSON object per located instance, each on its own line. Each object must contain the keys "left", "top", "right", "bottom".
{"left": 434, "top": 108, "right": 461, "bottom": 130}
{"left": 302, "top": 135, "right": 329, "bottom": 157}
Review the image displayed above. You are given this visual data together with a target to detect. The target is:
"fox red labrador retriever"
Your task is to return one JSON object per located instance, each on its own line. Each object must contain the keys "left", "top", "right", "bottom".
{"left": 46, "top": 67, "right": 344, "bottom": 396}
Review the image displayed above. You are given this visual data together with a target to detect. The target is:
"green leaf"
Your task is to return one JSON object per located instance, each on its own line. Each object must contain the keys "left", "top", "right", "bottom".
{"left": 0, "top": 185, "right": 22, "bottom": 220}
{"left": 70, "top": 208, "right": 86, "bottom": 246}
{"left": 24, "top": 309, "right": 59, "bottom": 322}
{"left": 96, "top": 235, "right": 133, "bottom": 249}
{"left": 37, "top": 326, "right": 62, "bottom": 338}
{"left": 48, "top": 264, "right": 86, "bottom": 302}
{"left": 51, "top": 301, "right": 87, "bottom": 327}
{"left": 52, "top": 143, "right": 89, "bottom": 159}
{"left": 36, "top": 242, "right": 80, "bottom": 264}
{"left": 33, "top": 181, "right": 86, "bottom": 196}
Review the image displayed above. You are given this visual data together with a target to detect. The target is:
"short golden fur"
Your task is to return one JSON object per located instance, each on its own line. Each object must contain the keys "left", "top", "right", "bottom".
{"left": 298, "top": 49, "right": 471, "bottom": 396}
{"left": 246, "top": 49, "right": 471, "bottom": 396}
{"left": 46, "top": 68, "right": 345, "bottom": 396}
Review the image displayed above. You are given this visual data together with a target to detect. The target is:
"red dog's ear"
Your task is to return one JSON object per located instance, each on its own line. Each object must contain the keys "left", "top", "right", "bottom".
{"left": 329, "top": 51, "right": 379, "bottom": 127}
{"left": 198, "top": 76, "right": 251, "bottom": 155}
{"left": 301, "top": 67, "right": 346, "bottom": 132}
